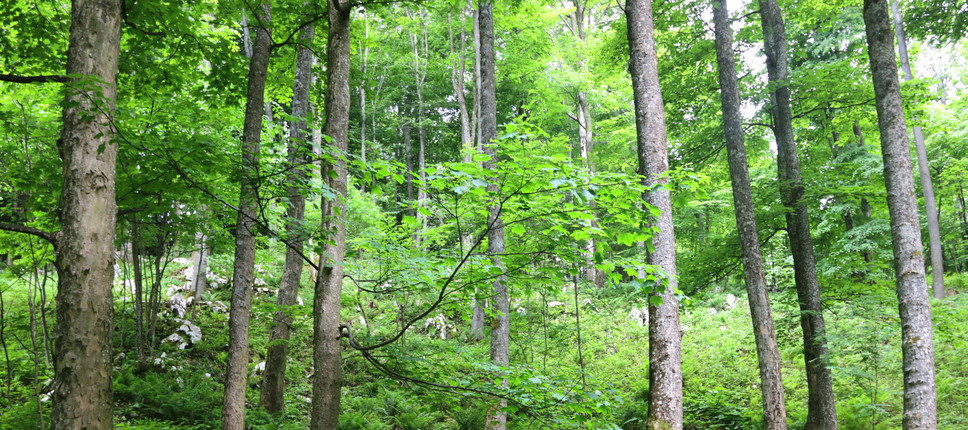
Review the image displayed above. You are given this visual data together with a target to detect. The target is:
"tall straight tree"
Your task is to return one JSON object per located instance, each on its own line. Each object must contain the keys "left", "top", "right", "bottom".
{"left": 890, "top": 0, "right": 944, "bottom": 299}
{"left": 863, "top": 0, "right": 938, "bottom": 427}
{"left": 712, "top": 1, "right": 791, "bottom": 428}
{"left": 757, "top": 0, "right": 837, "bottom": 427}
{"left": 625, "top": 0, "right": 683, "bottom": 428}
{"left": 479, "top": 0, "right": 510, "bottom": 428}
{"left": 223, "top": 2, "right": 272, "bottom": 429}
{"left": 448, "top": 9, "right": 487, "bottom": 340}
{"left": 311, "top": 0, "right": 352, "bottom": 427}
{"left": 52, "top": 0, "right": 121, "bottom": 427}
{"left": 260, "top": 15, "right": 315, "bottom": 414}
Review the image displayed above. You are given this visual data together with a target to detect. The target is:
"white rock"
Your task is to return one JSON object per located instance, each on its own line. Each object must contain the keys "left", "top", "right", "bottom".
{"left": 725, "top": 293, "right": 738, "bottom": 309}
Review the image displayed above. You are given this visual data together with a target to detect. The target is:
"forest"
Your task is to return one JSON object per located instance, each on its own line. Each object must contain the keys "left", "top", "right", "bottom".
{"left": 1, "top": 0, "right": 967, "bottom": 428}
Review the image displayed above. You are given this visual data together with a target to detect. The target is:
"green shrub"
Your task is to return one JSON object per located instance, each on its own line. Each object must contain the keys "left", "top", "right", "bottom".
{"left": 0, "top": 397, "right": 49, "bottom": 430}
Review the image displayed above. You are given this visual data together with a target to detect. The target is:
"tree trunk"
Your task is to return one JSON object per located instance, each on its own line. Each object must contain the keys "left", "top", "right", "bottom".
{"left": 713, "top": 2, "right": 792, "bottom": 429}
{"left": 311, "top": 0, "right": 351, "bottom": 427}
{"left": 758, "top": 0, "right": 837, "bottom": 427}
{"left": 404, "top": 122, "right": 414, "bottom": 207}
{"left": 222, "top": 3, "right": 271, "bottom": 429}
{"left": 360, "top": 10, "right": 368, "bottom": 164}
{"left": 890, "top": 0, "right": 944, "bottom": 299}
{"left": 449, "top": 13, "right": 474, "bottom": 163}
{"left": 863, "top": 0, "right": 938, "bottom": 427}
{"left": 260, "top": 15, "right": 315, "bottom": 414}
{"left": 48, "top": 1, "right": 121, "bottom": 428}
{"left": 625, "top": 0, "right": 683, "bottom": 428}
{"left": 132, "top": 220, "right": 146, "bottom": 364}
{"left": 191, "top": 230, "right": 209, "bottom": 304}
{"left": 479, "top": 1, "right": 510, "bottom": 428}
{"left": 473, "top": 3, "right": 482, "bottom": 153}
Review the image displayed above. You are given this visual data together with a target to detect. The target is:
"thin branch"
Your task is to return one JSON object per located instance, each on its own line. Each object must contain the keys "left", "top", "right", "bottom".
{"left": 0, "top": 74, "right": 68, "bottom": 84}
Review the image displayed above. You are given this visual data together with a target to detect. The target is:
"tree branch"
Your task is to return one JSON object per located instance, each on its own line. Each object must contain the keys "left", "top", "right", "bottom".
{"left": 0, "top": 74, "right": 68, "bottom": 84}
{"left": 0, "top": 222, "right": 58, "bottom": 246}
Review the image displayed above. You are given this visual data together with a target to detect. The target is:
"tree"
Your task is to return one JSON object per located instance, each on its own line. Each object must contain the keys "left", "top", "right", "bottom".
{"left": 311, "top": 0, "right": 352, "bottom": 427}
{"left": 863, "top": 0, "right": 938, "bottom": 427}
{"left": 625, "top": 0, "right": 683, "bottom": 427}
{"left": 260, "top": 12, "right": 316, "bottom": 413}
{"left": 478, "top": 0, "right": 511, "bottom": 428}
{"left": 891, "top": 0, "right": 944, "bottom": 299}
{"left": 49, "top": 0, "right": 122, "bottom": 427}
{"left": 758, "top": 0, "right": 838, "bottom": 426}
{"left": 222, "top": 2, "right": 272, "bottom": 429}
{"left": 712, "top": 1, "right": 791, "bottom": 429}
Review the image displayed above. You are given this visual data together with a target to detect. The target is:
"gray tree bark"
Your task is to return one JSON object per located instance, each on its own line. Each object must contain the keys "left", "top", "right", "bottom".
{"left": 223, "top": 3, "right": 271, "bottom": 429}
{"left": 479, "top": 1, "right": 510, "bottom": 428}
{"left": 260, "top": 15, "right": 315, "bottom": 414}
{"left": 713, "top": 2, "right": 792, "bottom": 429}
{"left": 757, "top": 0, "right": 837, "bottom": 427}
{"left": 448, "top": 11, "right": 486, "bottom": 340}
{"left": 449, "top": 13, "right": 474, "bottom": 163}
{"left": 311, "top": 0, "right": 351, "bottom": 427}
{"left": 863, "top": 0, "right": 939, "bottom": 427}
{"left": 625, "top": 0, "right": 683, "bottom": 427}
{"left": 50, "top": 0, "right": 122, "bottom": 427}
{"left": 890, "top": 0, "right": 944, "bottom": 299}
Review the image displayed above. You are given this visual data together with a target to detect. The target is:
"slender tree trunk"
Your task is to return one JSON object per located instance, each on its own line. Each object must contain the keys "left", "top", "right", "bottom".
{"left": 406, "top": 12, "right": 429, "bottom": 236}
{"left": 49, "top": 1, "right": 121, "bottom": 427}
{"left": 461, "top": 6, "right": 487, "bottom": 340}
{"left": 473, "top": 3, "right": 482, "bottom": 153}
{"left": 311, "top": 0, "right": 351, "bottom": 427}
{"left": 404, "top": 122, "right": 414, "bottom": 209}
{"left": 713, "top": 2, "right": 792, "bottom": 429}
{"left": 450, "top": 13, "right": 474, "bottom": 162}
{"left": 863, "top": 1, "right": 938, "bottom": 427}
{"left": 28, "top": 269, "right": 44, "bottom": 429}
{"left": 625, "top": 0, "right": 683, "bottom": 427}
{"left": 260, "top": 16, "right": 315, "bottom": 414}
{"left": 479, "top": 1, "right": 510, "bottom": 428}
{"left": 222, "top": 3, "right": 271, "bottom": 429}
{"left": 757, "top": 0, "right": 837, "bottom": 427}
{"left": 132, "top": 220, "right": 146, "bottom": 364}
{"left": 191, "top": 230, "right": 209, "bottom": 304}
{"left": 0, "top": 289, "right": 9, "bottom": 397}
{"left": 571, "top": 2, "right": 603, "bottom": 289}
{"left": 360, "top": 10, "right": 368, "bottom": 164}
{"left": 890, "top": 0, "right": 944, "bottom": 299}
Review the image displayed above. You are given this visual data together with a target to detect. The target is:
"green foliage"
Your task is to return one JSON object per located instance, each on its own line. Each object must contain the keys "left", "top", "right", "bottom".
{"left": 113, "top": 364, "right": 222, "bottom": 427}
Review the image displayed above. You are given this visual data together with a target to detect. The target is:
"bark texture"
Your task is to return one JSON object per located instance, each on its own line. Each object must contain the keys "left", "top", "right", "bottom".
{"left": 863, "top": 0, "right": 938, "bottom": 427}
{"left": 311, "top": 0, "right": 351, "bottom": 427}
{"left": 758, "top": 0, "right": 837, "bottom": 427}
{"left": 480, "top": 1, "right": 510, "bottom": 428}
{"left": 714, "top": 2, "right": 793, "bottom": 429}
{"left": 890, "top": 0, "right": 944, "bottom": 299}
{"left": 51, "top": 0, "right": 122, "bottom": 427}
{"left": 625, "top": 0, "right": 683, "bottom": 427}
{"left": 222, "top": 4, "right": 271, "bottom": 429}
{"left": 260, "top": 17, "right": 314, "bottom": 414}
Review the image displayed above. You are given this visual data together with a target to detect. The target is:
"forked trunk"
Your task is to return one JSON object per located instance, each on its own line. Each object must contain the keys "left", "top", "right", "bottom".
{"left": 758, "top": 0, "right": 837, "bottom": 426}
{"left": 260, "top": 14, "right": 315, "bottom": 414}
{"left": 890, "top": 0, "right": 944, "bottom": 299}
{"left": 714, "top": 1, "right": 793, "bottom": 429}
